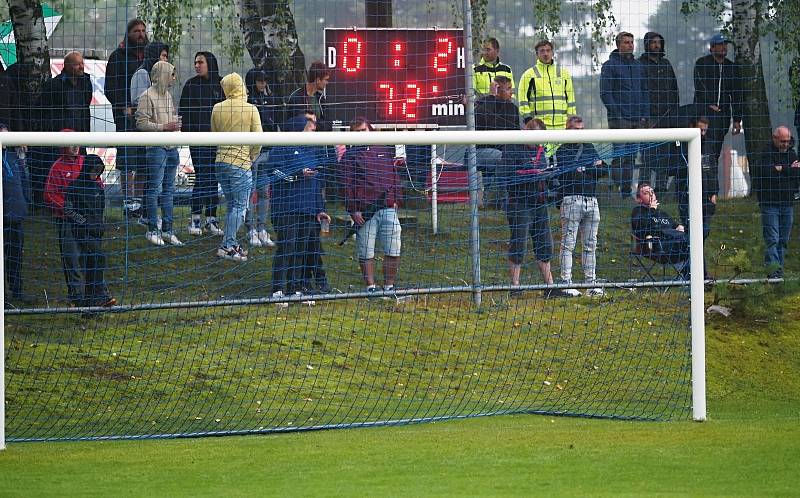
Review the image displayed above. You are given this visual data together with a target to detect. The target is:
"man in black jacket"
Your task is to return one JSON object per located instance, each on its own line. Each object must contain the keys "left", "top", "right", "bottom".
{"left": 284, "top": 61, "right": 330, "bottom": 131}
{"left": 693, "top": 34, "right": 743, "bottom": 163}
{"left": 751, "top": 126, "right": 800, "bottom": 278}
{"left": 639, "top": 32, "right": 680, "bottom": 191}
{"left": 631, "top": 182, "right": 689, "bottom": 275}
{"left": 475, "top": 75, "right": 519, "bottom": 206}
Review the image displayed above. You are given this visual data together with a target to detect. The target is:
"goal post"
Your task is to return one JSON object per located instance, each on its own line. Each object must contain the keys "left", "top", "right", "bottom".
{"left": 0, "top": 127, "right": 705, "bottom": 445}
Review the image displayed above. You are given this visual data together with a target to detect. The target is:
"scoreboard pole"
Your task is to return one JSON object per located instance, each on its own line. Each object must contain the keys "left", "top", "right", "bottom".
{"left": 462, "top": 0, "right": 482, "bottom": 307}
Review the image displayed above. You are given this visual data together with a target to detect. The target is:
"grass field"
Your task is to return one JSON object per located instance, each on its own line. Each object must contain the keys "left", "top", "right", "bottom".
{"left": 1, "top": 288, "right": 798, "bottom": 496}
{"left": 2, "top": 189, "right": 799, "bottom": 495}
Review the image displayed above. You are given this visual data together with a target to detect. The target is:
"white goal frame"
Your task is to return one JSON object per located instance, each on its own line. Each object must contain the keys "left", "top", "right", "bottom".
{"left": 0, "top": 128, "right": 705, "bottom": 448}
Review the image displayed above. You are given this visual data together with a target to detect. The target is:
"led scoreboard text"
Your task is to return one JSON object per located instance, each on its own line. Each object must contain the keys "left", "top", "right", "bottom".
{"left": 324, "top": 28, "right": 466, "bottom": 126}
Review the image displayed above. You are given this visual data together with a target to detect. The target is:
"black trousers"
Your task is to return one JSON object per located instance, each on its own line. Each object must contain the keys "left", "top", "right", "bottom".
{"left": 271, "top": 213, "right": 326, "bottom": 294}
{"left": 189, "top": 146, "right": 219, "bottom": 218}
{"left": 74, "top": 232, "right": 110, "bottom": 306}
{"left": 3, "top": 220, "right": 24, "bottom": 297}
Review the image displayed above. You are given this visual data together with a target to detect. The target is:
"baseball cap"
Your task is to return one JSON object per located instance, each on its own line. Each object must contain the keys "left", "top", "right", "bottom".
{"left": 709, "top": 34, "right": 729, "bottom": 46}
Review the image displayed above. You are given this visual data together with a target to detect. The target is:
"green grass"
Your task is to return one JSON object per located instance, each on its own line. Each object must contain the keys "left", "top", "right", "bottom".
{"left": 1, "top": 292, "right": 798, "bottom": 496}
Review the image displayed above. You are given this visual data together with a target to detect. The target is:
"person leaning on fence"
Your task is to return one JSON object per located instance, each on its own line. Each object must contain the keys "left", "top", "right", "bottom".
{"left": 600, "top": 32, "right": 650, "bottom": 197}
{"left": 554, "top": 115, "right": 605, "bottom": 297}
{"left": 474, "top": 75, "right": 520, "bottom": 207}
{"left": 518, "top": 40, "right": 576, "bottom": 130}
{"left": 693, "top": 34, "right": 743, "bottom": 165}
{"left": 268, "top": 114, "right": 331, "bottom": 304}
{"left": 244, "top": 67, "right": 281, "bottom": 249}
{"left": 210, "top": 72, "right": 262, "bottom": 262}
{"left": 630, "top": 182, "right": 690, "bottom": 278}
{"left": 43, "top": 136, "right": 88, "bottom": 306}
{"left": 500, "top": 118, "right": 558, "bottom": 298}
{"left": 179, "top": 51, "right": 225, "bottom": 238}
{"left": 2, "top": 123, "right": 30, "bottom": 303}
{"left": 135, "top": 60, "right": 183, "bottom": 247}
{"left": 64, "top": 154, "right": 115, "bottom": 309}
{"left": 473, "top": 37, "right": 514, "bottom": 97}
{"left": 750, "top": 126, "right": 800, "bottom": 279}
{"left": 342, "top": 117, "right": 403, "bottom": 295}
{"left": 105, "top": 18, "right": 148, "bottom": 217}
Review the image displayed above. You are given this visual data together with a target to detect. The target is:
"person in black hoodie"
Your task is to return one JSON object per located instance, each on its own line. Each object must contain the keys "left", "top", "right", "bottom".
{"left": 639, "top": 32, "right": 680, "bottom": 191}
{"left": 64, "top": 154, "right": 115, "bottom": 308}
{"left": 693, "top": 34, "right": 743, "bottom": 163}
{"left": 750, "top": 126, "right": 800, "bottom": 278}
{"left": 179, "top": 51, "right": 224, "bottom": 236}
{"left": 244, "top": 68, "right": 280, "bottom": 248}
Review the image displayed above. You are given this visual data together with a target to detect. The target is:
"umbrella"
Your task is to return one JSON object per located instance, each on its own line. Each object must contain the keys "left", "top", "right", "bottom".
{"left": 0, "top": 3, "right": 62, "bottom": 69}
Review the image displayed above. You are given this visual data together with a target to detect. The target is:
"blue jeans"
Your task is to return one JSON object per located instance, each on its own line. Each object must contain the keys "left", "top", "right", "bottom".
{"left": 216, "top": 162, "right": 252, "bottom": 249}
{"left": 145, "top": 147, "right": 179, "bottom": 232}
{"left": 760, "top": 204, "right": 793, "bottom": 270}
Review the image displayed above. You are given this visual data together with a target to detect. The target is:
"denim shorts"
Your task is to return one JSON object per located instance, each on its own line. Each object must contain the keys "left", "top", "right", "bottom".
{"left": 356, "top": 207, "right": 402, "bottom": 260}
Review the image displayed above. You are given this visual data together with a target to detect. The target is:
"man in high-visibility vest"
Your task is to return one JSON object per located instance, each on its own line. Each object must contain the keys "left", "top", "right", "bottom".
{"left": 473, "top": 37, "right": 514, "bottom": 97}
{"left": 518, "top": 40, "right": 576, "bottom": 130}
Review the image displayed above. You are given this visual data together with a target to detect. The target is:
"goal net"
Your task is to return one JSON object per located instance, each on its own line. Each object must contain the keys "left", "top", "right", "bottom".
{"left": 1, "top": 128, "right": 705, "bottom": 442}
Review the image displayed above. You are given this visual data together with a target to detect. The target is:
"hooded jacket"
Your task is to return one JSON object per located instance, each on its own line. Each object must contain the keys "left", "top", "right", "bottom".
{"left": 245, "top": 68, "right": 281, "bottom": 133}
{"left": 179, "top": 52, "right": 223, "bottom": 132}
{"left": 135, "top": 61, "right": 177, "bottom": 138}
{"left": 638, "top": 32, "right": 680, "bottom": 124}
{"left": 693, "top": 51, "right": 743, "bottom": 122}
{"left": 65, "top": 155, "right": 106, "bottom": 238}
{"left": 600, "top": 49, "right": 650, "bottom": 121}
{"left": 268, "top": 117, "right": 326, "bottom": 217}
{"left": 211, "top": 73, "right": 262, "bottom": 168}
{"left": 130, "top": 42, "right": 168, "bottom": 107}
{"left": 44, "top": 148, "right": 84, "bottom": 218}
{"left": 105, "top": 31, "right": 147, "bottom": 118}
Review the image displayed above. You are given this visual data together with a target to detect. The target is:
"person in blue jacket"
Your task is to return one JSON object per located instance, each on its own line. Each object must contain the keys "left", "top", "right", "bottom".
{"left": 600, "top": 31, "right": 650, "bottom": 197}
{"left": 268, "top": 114, "right": 331, "bottom": 304}
{"left": 2, "top": 123, "right": 30, "bottom": 302}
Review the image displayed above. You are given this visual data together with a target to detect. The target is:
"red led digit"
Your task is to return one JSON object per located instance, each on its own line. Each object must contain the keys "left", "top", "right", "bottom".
{"left": 341, "top": 35, "right": 364, "bottom": 73}
{"left": 402, "top": 82, "right": 421, "bottom": 119}
{"left": 391, "top": 41, "right": 405, "bottom": 69}
{"left": 433, "top": 37, "right": 453, "bottom": 74}
{"left": 431, "top": 84, "right": 440, "bottom": 94}
{"left": 378, "top": 82, "right": 395, "bottom": 116}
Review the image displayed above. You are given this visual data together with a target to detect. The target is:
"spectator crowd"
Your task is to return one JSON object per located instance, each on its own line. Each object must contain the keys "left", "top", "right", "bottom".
{"left": 1, "top": 20, "right": 799, "bottom": 307}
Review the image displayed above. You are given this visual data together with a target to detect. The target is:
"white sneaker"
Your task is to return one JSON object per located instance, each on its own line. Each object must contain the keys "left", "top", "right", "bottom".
{"left": 258, "top": 229, "right": 276, "bottom": 248}
{"left": 145, "top": 230, "right": 164, "bottom": 246}
{"left": 272, "top": 290, "right": 289, "bottom": 309}
{"left": 205, "top": 218, "right": 224, "bottom": 236}
{"left": 586, "top": 287, "right": 605, "bottom": 297}
{"left": 188, "top": 216, "right": 202, "bottom": 236}
{"left": 560, "top": 288, "right": 582, "bottom": 297}
{"left": 249, "top": 229, "right": 262, "bottom": 248}
{"left": 163, "top": 231, "right": 184, "bottom": 246}
{"left": 217, "top": 246, "right": 247, "bottom": 262}
{"left": 294, "top": 291, "right": 315, "bottom": 306}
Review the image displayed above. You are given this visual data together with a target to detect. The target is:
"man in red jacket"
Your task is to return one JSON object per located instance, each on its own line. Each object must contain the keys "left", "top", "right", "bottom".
{"left": 44, "top": 138, "right": 111, "bottom": 306}
{"left": 342, "top": 117, "right": 403, "bottom": 295}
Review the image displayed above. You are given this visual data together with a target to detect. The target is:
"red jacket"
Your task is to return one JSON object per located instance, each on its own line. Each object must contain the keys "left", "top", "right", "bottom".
{"left": 44, "top": 154, "right": 84, "bottom": 218}
{"left": 342, "top": 145, "right": 402, "bottom": 214}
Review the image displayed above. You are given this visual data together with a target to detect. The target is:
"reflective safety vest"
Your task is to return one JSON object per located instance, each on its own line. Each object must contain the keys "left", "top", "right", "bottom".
{"left": 473, "top": 57, "right": 514, "bottom": 97}
{"left": 518, "top": 60, "right": 576, "bottom": 130}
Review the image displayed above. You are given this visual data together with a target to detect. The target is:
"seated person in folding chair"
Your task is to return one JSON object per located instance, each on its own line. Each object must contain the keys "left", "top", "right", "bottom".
{"left": 630, "top": 181, "right": 689, "bottom": 278}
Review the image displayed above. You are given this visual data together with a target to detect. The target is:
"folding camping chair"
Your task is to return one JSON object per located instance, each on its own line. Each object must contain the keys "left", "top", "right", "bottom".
{"left": 630, "top": 234, "right": 686, "bottom": 287}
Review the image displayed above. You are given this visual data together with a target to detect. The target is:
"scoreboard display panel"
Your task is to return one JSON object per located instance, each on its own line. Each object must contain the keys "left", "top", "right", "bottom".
{"left": 324, "top": 28, "right": 466, "bottom": 127}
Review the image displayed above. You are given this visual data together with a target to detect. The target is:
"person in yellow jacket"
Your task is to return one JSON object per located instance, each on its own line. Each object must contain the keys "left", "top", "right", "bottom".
{"left": 473, "top": 37, "right": 514, "bottom": 97}
{"left": 518, "top": 40, "right": 576, "bottom": 130}
{"left": 211, "top": 72, "right": 262, "bottom": 261}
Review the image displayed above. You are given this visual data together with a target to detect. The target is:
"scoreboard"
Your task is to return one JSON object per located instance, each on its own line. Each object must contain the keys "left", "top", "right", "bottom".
{"left": 324, "top": 28, "right": 466, "bottom": 127}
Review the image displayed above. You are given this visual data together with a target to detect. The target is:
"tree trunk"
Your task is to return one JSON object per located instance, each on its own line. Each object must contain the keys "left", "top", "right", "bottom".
{"left": 238, "top": 0, "right": 306, "bottom": 99}
{"left": 7, "top": 0, "right": 50, "bottom": 128}
{"left": 730, "top": 0, "right": 771, "bottom": 154}
{"left": 365, "top": 0, "right": 392, "bottom": 28}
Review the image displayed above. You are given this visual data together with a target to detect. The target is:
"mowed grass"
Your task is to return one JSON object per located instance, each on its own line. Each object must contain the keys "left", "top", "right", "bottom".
{"left": 0, "top": 291, "right": 798, "bottom": 496}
